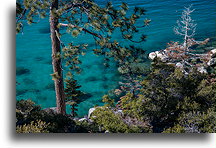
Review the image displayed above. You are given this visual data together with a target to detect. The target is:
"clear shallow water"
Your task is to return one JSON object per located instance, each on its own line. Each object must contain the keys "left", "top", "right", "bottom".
{"left": 16, "top": 0, "right": 216, "bottom": 117}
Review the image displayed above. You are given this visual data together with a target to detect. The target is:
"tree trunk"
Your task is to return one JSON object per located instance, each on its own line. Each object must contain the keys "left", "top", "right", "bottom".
{"left": 50, "top": 0, "right": 66, "bottom": 114}
{"left": 184, "top": 22, "right": 188, "bottom": 51}
{"left": 71, "top": 105, "right": 75, "bottom": 117}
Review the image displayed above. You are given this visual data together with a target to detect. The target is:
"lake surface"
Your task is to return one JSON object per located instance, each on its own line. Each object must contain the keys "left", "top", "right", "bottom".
{"left": 16, "top": 0, "right": 216, "bottom": 117}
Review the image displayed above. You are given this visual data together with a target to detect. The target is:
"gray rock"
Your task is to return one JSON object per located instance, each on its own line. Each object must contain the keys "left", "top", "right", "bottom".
{"left": 43, "top": 107, "right": 57, "bottom": 114}
{"left": 114, "top": 109, "right": 123, "bottom": 116}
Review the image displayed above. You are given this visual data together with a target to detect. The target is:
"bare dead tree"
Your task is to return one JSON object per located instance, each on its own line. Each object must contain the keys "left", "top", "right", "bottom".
{"left": 174, "top": 5, "right": 197, "bottom": 51}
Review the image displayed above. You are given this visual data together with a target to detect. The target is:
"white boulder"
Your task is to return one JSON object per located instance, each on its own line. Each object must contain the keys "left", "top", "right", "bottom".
{"left": 209, "top": 49, "right": 216, "bottom": 57}
{"left": 148, "top": 52, "right": 157, "bottom": 60}
{"left": 148, "top": 50, "right": 168, "bottom": 62}
{"left": 197, "top": 66, "right": 207, "bottom": 74}
{"left": 105, "top": 130, "right": 109, "bottom": 133}
{"left": 175, "top": 62, "right": 184, "bottom": 69}
{"left": 88, "top": 107, "right": 96, "bottom": 119}
{"left": 78, "top": 118, "right": 87, "bottom": 122}
{"left": 207, "top": 58, "right": 216, "bottom": 66}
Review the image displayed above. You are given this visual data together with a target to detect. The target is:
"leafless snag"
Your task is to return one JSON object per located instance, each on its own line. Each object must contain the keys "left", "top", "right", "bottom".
{"left": 174, "top": 5, "right": 197, "bottom": 51}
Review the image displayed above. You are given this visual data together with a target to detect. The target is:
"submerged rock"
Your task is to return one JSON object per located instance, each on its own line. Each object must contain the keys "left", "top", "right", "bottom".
{"left": 102, "top": 84, "right": 109, "bottom": 89}
{"left": 38, "top": 25, "right": 50, "bottom": 34}
{"left": 45, "top": 83, "right": 55, "bottom": 91}
{"left": 16, "top": 67, "right": 30, "bottom": 76}
{"left": 37, "top": 95, "right": 47, "bottom": 101}
{"left": 44, "top": 59, "right": 52, "bottom": 65}
{"left": 16, "top": 89, "right": 27, "bottom": 96}
{"left": 28, "top": 89, "right": 40, "bottom": 93}
{"left": 80, "top": 92, "right": 92, "bottom": 101}
{"left": 85, "top": 76, "right": 98, "bottom": 82}
{"left": 23, "top": 78, "right": 35, "bottom": 85}
{"left": 35, "top": 56, "right": 44, "bottom": 61}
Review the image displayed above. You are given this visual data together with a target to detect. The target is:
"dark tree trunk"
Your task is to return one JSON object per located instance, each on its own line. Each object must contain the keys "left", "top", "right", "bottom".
{"left": 71, "top": 105, "right": 75, "bottom": 117}
{"left": 50, "top": 0, "right": 65, "bottom": 114}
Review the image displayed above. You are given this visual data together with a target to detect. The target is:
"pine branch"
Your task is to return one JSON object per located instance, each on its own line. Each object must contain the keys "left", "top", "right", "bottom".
{"left": 16, "top": 9, "right": 26, "bottom": 23}
{"left": 59, "top": 23, "right": 103, "bottom": 39}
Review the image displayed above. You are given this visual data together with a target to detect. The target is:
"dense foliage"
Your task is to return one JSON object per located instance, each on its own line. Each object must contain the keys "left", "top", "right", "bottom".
{"left": 16, "top": 58, "right": 216, "bottom": 133}
{"left": 90, "top": 60, "right": 216, "bottom": 133}
{"left": 16, "top": 100, "right": 77, "bottom": 133}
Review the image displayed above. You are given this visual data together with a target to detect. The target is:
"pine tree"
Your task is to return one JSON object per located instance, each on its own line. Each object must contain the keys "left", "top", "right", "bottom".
{"left": 64, "top": 76, "right": 82, "bottom": 117}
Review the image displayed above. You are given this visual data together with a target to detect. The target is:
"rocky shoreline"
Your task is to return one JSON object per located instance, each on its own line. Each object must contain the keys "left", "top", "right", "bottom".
{"left": 148, "top": 48, "right": 216, "bottom": 74}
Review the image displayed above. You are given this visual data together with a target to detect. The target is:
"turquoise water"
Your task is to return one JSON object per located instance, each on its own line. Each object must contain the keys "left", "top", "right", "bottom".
{"left": 16, "top": 0, "right": 216, "bottom": 117}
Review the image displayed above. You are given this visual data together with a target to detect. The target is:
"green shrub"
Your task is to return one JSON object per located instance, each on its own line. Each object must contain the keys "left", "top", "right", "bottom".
{"left": 16, "top": 120, "right": 49, "bottom": 133}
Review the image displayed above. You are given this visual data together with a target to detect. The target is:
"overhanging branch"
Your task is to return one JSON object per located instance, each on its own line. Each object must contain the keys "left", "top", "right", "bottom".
{"left": 59, "top": 23, "right": 103, "bottom": 39}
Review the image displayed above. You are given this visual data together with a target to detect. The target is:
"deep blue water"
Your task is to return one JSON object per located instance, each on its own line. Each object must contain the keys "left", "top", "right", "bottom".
{"left": 16, "top": 0, "right": 216, "bottom": 117}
